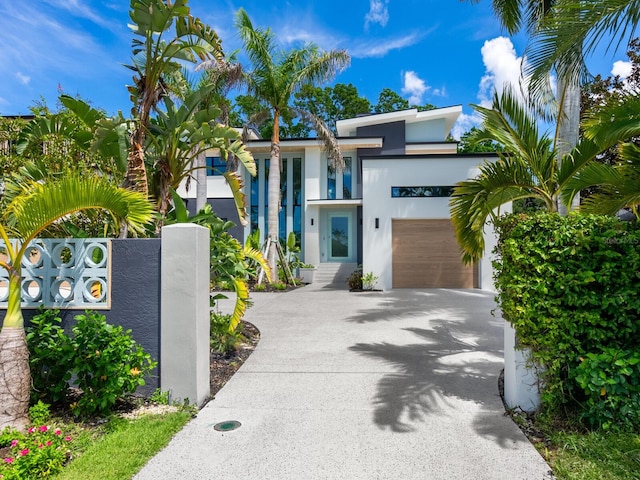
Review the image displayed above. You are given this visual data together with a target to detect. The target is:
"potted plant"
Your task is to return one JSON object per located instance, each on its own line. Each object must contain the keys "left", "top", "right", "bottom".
{"left": 297, "top": 263, "right": 316, "bottom": 284}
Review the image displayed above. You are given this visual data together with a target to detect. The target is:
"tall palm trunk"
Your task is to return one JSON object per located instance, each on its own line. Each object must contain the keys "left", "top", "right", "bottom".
{"left": 267, "top": 110, "right": 281, "bottom": 276}
{"left": 556, "top": 75, "right": 581, "bottom": 215}
{"left": 0, "top": 264, "right": 30, "bottom": 431}
{"left": 196, "top": 150, "right": 207, "bottom": 212}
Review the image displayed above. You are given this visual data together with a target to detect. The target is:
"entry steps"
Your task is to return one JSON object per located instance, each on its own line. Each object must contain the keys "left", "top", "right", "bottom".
{"left": 313, "top": 262, "right": 358, "bottom": 287}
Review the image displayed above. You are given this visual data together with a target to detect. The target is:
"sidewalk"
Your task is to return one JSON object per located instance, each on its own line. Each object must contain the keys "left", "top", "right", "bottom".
{"left": 135, "top": 285, "right": 553, "bottom": 480}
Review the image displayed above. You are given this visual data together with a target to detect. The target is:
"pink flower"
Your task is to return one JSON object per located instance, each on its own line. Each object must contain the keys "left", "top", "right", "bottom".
{"left": 38, "top": 425, "right": 48, "bottom": 432}
{"left": 10, "top": 440, "right": 18, "bottom": 447}
{"left": 45, "top": 441, "right": 52, "bottom": 447}
{"left": 19, "top": 449, "right": 29, "bottom": 456}
{"left": 28, "top": 427, "right": 35, "bottom": 434}
{"left": 54, "top": 429, "right": 62, "bottom": 436}
{"left": 3, "top": 458, "right": 13, "bottom": 464}
{"left": 38, "top": 444, "right": 43, "bottom": 449}
{"left": 64, "top": 436, "right": 72, "bottom": 442}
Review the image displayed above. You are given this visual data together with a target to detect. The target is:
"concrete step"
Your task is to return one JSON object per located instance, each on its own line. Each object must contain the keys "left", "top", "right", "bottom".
{"left": 314, "top": 263, "right": 358, "bottom": 287}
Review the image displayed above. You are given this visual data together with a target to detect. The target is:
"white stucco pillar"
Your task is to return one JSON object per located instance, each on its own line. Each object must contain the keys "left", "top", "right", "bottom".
{"left": 503, "top": 320, "right": 541, "bottom": 412}
{"left": 160, "top": 224, "right": 210, "bottom": 406}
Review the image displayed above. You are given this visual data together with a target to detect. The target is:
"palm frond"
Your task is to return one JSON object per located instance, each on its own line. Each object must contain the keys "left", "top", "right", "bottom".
{"left": 290, "top": 107, "right": 344, "bottom": 171}
{"left": 3, "top": 175, "right": 154, "bottom": 242}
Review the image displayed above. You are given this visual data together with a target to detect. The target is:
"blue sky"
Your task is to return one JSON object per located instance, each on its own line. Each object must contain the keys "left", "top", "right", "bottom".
{"left": 0, "top": 0, "right": 633, "bottom": 138}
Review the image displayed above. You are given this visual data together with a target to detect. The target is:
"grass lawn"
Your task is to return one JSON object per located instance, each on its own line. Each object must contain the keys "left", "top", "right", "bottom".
{"left": 536, "top": 430, "right": 640, "bottom": 480}
{"left": 53, "top": 411, "right": 191, "bottom": 480}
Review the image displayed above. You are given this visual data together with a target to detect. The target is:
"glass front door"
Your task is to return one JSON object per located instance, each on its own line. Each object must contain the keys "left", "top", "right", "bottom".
{"left": 328, "top": 212, "right": 352, "bottom": 261}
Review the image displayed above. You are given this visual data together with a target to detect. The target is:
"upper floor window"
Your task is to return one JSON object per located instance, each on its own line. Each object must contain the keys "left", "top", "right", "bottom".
{"left": 327, "top": 156, "right": 352, "bottom": 200}
{"left": 391, "top": 186, "right": 454, "bottom": 198}
{"left": 206, "top": 156, "right": 226, "bottom": 176}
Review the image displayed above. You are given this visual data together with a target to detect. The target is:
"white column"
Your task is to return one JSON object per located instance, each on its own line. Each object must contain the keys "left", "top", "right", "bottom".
{"left": 160, "top": 224, "right": 210, "bottom": 406}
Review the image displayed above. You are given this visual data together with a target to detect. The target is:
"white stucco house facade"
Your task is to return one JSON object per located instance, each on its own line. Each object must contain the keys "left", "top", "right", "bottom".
{"left": 180, "top": 105, "right": 500, "bottom": 290}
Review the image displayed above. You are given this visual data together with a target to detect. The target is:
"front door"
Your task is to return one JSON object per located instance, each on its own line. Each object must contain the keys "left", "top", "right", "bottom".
{"left": 327, "top": 211, "right": 353, "bottom": 262}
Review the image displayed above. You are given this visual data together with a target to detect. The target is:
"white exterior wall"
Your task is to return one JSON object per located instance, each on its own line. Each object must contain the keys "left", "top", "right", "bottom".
{"left": 303, "top": 147, "right": 322, "bottom": 266}
{"left": 406, "top": 119, "right": 446, "bottom": 143}
{"left": 177, "top": 176, "right": 233, "bottom": 199}
{"left": 362, "top": 156, "right": 499, "bottom": 291}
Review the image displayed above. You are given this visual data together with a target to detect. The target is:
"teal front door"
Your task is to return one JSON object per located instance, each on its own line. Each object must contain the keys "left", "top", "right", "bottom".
{"left": 327, "top": 211, "right": 353, "bottom": 262}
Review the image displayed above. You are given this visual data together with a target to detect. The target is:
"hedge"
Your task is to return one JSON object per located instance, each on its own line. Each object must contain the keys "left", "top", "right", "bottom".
{"left": 494, "top": 213, "right": 640, "bottom": 430}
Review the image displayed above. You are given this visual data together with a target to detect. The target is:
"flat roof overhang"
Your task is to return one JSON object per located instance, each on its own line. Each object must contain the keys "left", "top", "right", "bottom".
{"left": 307, "top": 198, "right": 363, "bottom": 207}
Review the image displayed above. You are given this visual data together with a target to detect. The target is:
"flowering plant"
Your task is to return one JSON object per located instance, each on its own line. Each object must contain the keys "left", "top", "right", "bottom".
{"left": 0, "top": 425, "right": 72, "bottom": 479}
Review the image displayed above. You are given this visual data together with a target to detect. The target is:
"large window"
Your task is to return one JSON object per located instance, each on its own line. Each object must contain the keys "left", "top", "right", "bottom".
{"left": 206, "top": 156, "right": 226, "bottom": 176}
{"left": 391, "top": 186, "right": 454, "bottom": 198}
{"left": 249, "top": 157, "right": 303, "bottom": 246}
{"left": 327, "top": 156, "right": 352, "bottom": 200}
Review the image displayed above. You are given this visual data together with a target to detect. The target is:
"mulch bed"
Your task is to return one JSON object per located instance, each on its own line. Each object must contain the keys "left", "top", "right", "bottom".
{"left": 210, "top": 320, "right": 260, "bottom": 398}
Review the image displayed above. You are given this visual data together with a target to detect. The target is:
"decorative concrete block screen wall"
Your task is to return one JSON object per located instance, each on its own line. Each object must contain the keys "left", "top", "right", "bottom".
{"left": 0, "top": 226, "right": 211, "bottom": 405}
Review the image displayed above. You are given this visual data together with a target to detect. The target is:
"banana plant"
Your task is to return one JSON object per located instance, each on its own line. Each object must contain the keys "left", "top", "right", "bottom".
{"left": 146, "top": 85, "right": 255, "bottom": 224}
{"left": 167, "top": 190, "right": 270, "bottom": 331}
{"left": 0, "top": 172, "right": 153, "bottom": 431}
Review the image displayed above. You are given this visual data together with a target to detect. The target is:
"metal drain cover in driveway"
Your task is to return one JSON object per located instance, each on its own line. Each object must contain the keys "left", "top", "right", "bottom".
{"left": 213, "top": 420, "right": 241, "bottom": 432}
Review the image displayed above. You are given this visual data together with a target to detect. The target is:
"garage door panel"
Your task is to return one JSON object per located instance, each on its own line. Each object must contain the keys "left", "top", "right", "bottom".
{"left": 392, "top": 219, "right": 477, "bottom": 288}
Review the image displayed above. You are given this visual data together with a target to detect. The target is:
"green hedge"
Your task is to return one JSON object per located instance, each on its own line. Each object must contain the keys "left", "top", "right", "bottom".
{"left": 494, "top": 213, "right": 640, "bottom": 430}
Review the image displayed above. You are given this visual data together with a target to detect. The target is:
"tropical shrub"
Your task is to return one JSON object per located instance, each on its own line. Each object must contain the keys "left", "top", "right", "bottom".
{"left": 210, "top": 312, "right": 244, "bottom": 354}
{"left": 347, "top": 266, "right": 363, "bottom": 290}
{"left": 494, "top": 212, "right": 640, "bottom": 427}
{"left": 26, "top": 310, "right": 156, "bottom": 418}
{"left": 362, "top": 272, "right": 379, "bottom": 291}
{"left": 575, "top": 348, "right": 640, "bottom": 431}
{"left": 26, "top": 310, "right": 74, "bottom": 405}
{"left": 69, "top": 311, "right": 155, "bottom": 418}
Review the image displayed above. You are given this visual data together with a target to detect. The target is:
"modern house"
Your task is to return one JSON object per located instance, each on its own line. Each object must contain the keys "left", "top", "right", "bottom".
{"left": 179, "top": 106, "right": 500, "bottom": 290}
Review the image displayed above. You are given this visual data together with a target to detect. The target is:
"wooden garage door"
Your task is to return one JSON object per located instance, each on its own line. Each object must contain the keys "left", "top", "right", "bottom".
{"left": 392, "top": 219, "right": 477, "bottom": 288}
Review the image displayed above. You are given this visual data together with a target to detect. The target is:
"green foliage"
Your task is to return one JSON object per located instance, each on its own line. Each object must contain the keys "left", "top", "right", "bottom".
{"left": 69, "top": 311, "right": 156, "bottom": 418}
{"left": 26, "top": 309, "right": 156, "bottom": 418}
{"left": 28, "top": 401, "right": 51, "bottom": 427}
{"left": 575, "top": 349, "right": 640, "bottom": 431}
{"left": 0, "top": 424, "right": 73, "bottom": 479}
{"left": 210, "top": 311, "right": 245, "bottom": 354}
{"left": 494, "top": 212, "right": 640, "bottom": 426}
{"left": 26, "top": 309, "right": 74, "bottom": 404}
{"left": 347, "top": 266, "right": 363, "bottom": 290}
{"left": 270, "top": 281, "right": 287, "bottom": 291}
{"left": 362, "top": 272, "right": 379, "bottom": 291}
{"left": 149, "top": 389, "right": 170, "bottom": 405}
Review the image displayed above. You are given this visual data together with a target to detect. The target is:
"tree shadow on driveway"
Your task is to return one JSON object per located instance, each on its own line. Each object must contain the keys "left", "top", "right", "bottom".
{"left": 348, "top": 290, "right": 525, "bottom": 446}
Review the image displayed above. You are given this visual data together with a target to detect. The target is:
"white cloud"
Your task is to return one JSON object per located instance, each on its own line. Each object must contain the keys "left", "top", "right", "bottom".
{"left": 478, "top": 36, "right": 526, "bottom": 106}
{"left": 365, "top": 0, "right": 390, "bottom": 30}
{"left": 612, "top": 60, "right": 632, "bottom": 79}
{"left": 350, "top": 32, "right": 424, "bottom": 58}
{"left": 401, "top": 71, "right": 429, "bottom": 105}
{"left": 15, "top": 72, "right": 30, "bottom": 85}
{"left": 451, "top": 111, "right": 481, "bottom": 140}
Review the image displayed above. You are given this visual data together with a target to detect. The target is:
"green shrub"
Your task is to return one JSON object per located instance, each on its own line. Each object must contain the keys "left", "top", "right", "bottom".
{"left": 27, "top": 309, "right": 156, "bottom": 418}
{"left": 28, "top": 401, "right": 52, "bottom": 427}
{"left": 70, "top": 311, "right": 156, "bottom": 418}
{"left": 494, "top": 212, "right": 640, "bottom": 424}
{"left": 26, "top": 309, "right": 74, "bottom": 404}
{"left": 575, "top": 348, "right": 640, "bottom": 431}
{"left": 347, "top": 266, "right": 363, "bottom": 290}
{"left": 362, "top": 272, "right": 379, "bottom": 290}
{"left": 210, "top": 311, "right": 244, "bottom": 354}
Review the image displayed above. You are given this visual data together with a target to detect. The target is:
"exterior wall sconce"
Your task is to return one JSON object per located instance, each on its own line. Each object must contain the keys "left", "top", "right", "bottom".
{"left": 311, "top": 218, "right": 314, "bottom": 226}
{"left": 375, "top": 218, "right": 379, "bottom": 229}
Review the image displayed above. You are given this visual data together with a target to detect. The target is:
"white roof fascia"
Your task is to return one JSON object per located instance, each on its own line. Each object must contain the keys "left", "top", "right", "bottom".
{"left": 336, "top": 105, "right": 462, "bottom": 137}
{"left": 246, "top": 136, "right": 383, "bottom": 152}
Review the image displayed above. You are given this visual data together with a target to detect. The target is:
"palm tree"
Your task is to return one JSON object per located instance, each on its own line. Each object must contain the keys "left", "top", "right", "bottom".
{"left": 467, "top": 0, "right": 583, "bottom": 214}
{"left": 125, "top": 0, "right": 223, "bottom": 198}
{"left": 235, "top": 8, "right": 350, "bottom": 274}
{"left": 145, "top": 85, "right": 255, "bottom": 225}
{"left": 562, "top": 91, "right": 640, "bottom": 215}
{"left": 0, "top": 173, "right": 153, "bottom": 431}
{"left": 450, "top": 86, "right": 597, "bottom": 263}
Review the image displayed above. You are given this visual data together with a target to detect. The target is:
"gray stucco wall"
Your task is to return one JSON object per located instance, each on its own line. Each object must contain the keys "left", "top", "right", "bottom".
{"left": 0, "top": 238, "right": 162, "bottom": 396}
{"left": 186, "top": 197, "right": 245, "bottom": 244}
{"left": 357, "top": 120, "right": 406, "bottom": 156}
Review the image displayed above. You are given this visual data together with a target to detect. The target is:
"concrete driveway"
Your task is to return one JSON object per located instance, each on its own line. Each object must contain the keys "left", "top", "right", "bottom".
{"left": 135, "top": 285, "right": 553, "bottom": 480}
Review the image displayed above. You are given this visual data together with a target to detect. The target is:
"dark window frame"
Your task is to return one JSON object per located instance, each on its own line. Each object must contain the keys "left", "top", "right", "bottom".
{"left": 391, "top": 186, "right": 454, "bottom": 198}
